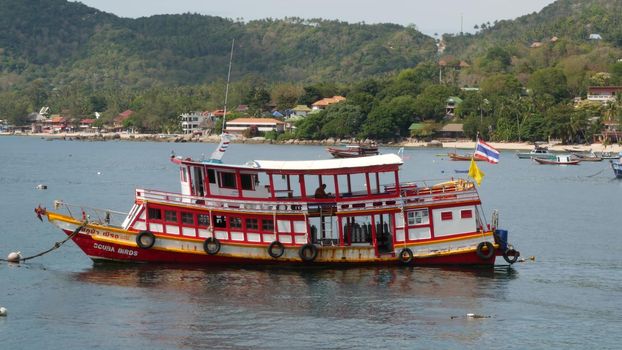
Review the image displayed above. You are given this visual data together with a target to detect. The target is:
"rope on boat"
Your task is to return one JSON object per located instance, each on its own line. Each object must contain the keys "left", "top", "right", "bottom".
{"left": 0, "top": 223, "right": 85, "bottom": 263}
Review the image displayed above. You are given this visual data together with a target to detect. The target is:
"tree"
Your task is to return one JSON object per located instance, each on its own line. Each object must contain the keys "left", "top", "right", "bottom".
{"left": 320, "top": 103, "right": 366, "bottom": 139}
{"left": 412, "top": 84, "right": 454, "bottom": 121}
{"left": 362, "top": 95, "right": 417, "bottom": 140}
{"left": 243, "top": 86, "right": 271, "bottom": 116}
{"left": 527, "top": 68, "right": 569, "bottom": 103}
{"left": 480, "top": 74, "right": 522, "bottom": 97}
{"left": 479, "top": 47, "right": 512, "bottom": 73}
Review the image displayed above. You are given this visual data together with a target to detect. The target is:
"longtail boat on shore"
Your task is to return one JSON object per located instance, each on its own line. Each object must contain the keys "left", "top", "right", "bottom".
{"left": 37, "top": 134, "right": 520, "bottom": 267}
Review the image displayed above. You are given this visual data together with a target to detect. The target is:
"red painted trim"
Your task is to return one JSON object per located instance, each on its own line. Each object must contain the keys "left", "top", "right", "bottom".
{"left": 299, "top": 175, "right": 307, "bottom": 198}
{"left": 269, "top": 174, "right": 275, "bottom": 199}
{"left": 333, "top": 174, "right": 340, "bottom": 199}
{"left": 235, "top": 170, "right": 243, "bottom": 198}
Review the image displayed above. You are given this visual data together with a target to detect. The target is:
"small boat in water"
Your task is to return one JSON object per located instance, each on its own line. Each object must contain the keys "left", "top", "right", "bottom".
{"left": 610, "top": 153, "right": 622, "bottom": 178}
{"left": 447, "top": 152, "right": 485, "bottom": 161}
{"left": 594, "top": 151, "right": 619, "bottom": 159}
{"left": 534, "top": 155, "right": 580, "bottom": 165}
{"left": 326, "top": 144, "right": 379, "bottom": 158}
{"left": 516, "top": 145, "right": 556, "bottom": 160}
{"left": 572, "top": 152, "right": 602, "bottom": 162}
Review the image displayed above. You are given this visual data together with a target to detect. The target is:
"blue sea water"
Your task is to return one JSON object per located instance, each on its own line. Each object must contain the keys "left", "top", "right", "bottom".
{"left": 1, "top": 135, "right": 621, "bottom": 349}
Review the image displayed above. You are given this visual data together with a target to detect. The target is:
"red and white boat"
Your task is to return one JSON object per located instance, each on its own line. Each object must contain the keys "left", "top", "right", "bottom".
{"left": 533, "top": 155, "right": 580, "bottom": 165}
{"left": 38, "top": 135, "right": 519, "bottom": 267}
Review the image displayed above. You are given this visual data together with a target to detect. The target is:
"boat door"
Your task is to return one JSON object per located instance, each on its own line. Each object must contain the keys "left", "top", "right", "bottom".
{"left": 375, "top": 213, "right": 394, "bottom": 255}
{"left": 191, "top": 166, "right": 205, "bottom": 196}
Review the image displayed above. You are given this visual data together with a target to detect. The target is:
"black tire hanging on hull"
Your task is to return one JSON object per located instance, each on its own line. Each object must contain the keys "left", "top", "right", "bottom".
{"left": 476, "top": 241, "right": 495, "bottom": 260}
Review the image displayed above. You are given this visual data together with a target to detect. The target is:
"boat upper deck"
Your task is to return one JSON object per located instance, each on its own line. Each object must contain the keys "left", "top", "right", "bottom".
{"left": 175, "top": 153, "right": 403, "bottom": 175}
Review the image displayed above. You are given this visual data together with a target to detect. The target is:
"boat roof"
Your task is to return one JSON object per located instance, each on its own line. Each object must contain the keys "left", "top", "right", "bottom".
{"left": 250, "top": 153, "right": 402, "bottom": 172}
{"left": 176, "top": 153, "right": 403, "bottom": 175}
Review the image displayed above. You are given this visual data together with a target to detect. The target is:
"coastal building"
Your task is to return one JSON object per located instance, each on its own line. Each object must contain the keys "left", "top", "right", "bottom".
{"left": 311, "top": 96, "right": 346, "bottom": 110}
{"left": 79, "top": 118, "right": 97, "bottom": 132}
{"left": 113, "top": 109, "right": 135, "bottom": 132}
{"left": 291, "top": 104, "right": 312, "bottom": 117}
{"left": 225, "top": 117, "right": 284, "bottom": 135}
{"left": 45, "top": 115, "right": 67, "bottom": 133}
{"left": 180, "top": 112, "right": 211, "bottom": 135}
{"left": 596, "top": 118, "right": 622, "bottom": 143}
{"left": 445, "top": 96, "right": 463, "bottom": 117}
{"left": 437, "top": 123, "right": 465, "bottom": 140}
{"left": 587, "top": 86, "right": 622, "bottom": 103}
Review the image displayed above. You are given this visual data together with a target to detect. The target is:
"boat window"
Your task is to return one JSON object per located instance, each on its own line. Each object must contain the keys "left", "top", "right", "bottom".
{"left": 181, "top": 168, "right": 187, "bottom": 182}
{"left": 148, "top": 208, "right": 162, "bottom": 220}
{"left": 262, "top": 219, "right": 274, "bottom": 232}
{"left": 165, "top": 210, "right": 177, "bottom": 222}
{"left": 181, "top": 212, "right": 194, "bottom": 225}
{"left": 246, "top": 218, "right": 258, "bottom": 230}
{"left": 240, "top": 173, "right": 256, "bottom": 190}
{"left": 213, "top": 215, "right": 227, "bottom": 228}
{"left": 230, "top": 217, "right": 242, "bottom": 229}
{"left": 219, "top": 172, "right": 236, "bottom": 189}
{"left": 407, "top": 209, "right": 429, "bottom": 225}
{"left": 460, "top": 210, "right": 473, "bottom": 219}
{"left": 440, "top": 211, "right": 453, "bottom": 221}
{"left": 207, "top": 169, "right": 216, "bottom": 184}
{"left": 197, "top": 214, "right": 210, "bottom": 227}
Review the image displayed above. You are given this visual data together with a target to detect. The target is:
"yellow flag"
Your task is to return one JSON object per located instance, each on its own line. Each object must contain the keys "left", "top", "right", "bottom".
{"left": 468, "top": 157, "right": 485, "bottom": 185}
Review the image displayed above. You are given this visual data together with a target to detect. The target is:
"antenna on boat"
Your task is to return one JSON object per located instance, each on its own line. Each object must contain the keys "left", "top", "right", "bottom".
{"left": 208, "top": 39, "right": 235, "bottom": 163}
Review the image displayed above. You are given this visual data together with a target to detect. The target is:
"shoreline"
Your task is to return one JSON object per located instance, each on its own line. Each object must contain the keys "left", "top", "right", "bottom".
{"left": 2, "top": 131, "right": 621, "bottom": 153}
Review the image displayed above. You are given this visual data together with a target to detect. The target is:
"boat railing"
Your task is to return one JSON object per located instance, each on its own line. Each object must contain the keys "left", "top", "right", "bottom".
{"left": 136, "top": 188, "right": 310, "bottom": 214}
{"left": 52, "top": 200, "right": 128, "bottom": 228}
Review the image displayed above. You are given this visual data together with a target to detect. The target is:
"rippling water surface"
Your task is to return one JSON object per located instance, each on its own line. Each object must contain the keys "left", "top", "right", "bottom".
{"left": 1, "top": 136, "right": 621, "bottom": 349}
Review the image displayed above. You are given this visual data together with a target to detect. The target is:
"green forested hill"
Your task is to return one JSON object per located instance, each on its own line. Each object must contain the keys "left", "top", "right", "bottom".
{"left": 444, "top": 0, "right": 622, "bottom": 59}
{"left": 1, "top": 0, "right": 622, "bottom": 143}
{"left": 0, "top": 0, "right": 436, "bottom": 89}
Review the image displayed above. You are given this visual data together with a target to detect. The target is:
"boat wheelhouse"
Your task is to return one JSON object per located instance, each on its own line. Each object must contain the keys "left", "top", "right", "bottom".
{"left": 516, "top": 145, "right": 556, "bottom": 160}
{"left": 41, "top": 146, "right": 519, "bottom": 266}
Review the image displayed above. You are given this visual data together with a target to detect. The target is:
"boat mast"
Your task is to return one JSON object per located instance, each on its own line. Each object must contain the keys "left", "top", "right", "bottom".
{"left": 208, "top": 39, "right": 235, "bottom": 163}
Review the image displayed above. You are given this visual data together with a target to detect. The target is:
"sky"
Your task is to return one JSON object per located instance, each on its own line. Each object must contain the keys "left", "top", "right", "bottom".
{"left": 75, "top": 0, "right": 557, "bottom": 36}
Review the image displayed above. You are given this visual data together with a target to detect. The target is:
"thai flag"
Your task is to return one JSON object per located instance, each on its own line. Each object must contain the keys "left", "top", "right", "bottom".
{"left": 475, "top": 138, "right": 500, "bottom": 164}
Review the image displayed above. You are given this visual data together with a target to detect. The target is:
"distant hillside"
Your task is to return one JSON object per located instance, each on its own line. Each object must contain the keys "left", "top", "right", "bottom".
{"left": 0, "top": 0, "right": 437, "bottom": 89}
{"left": 444, "top": 0, "right": 622, "bottom": 57}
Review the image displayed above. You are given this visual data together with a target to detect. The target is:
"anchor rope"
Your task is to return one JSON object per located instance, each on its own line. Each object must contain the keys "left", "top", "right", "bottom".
{"left": 0, "top": 223, "right": 85, "bottom": 263}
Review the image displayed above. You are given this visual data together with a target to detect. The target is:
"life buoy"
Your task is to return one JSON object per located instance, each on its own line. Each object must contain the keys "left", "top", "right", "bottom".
{"left": 268, "top": 241, "right": 285, "bottom": 259}
{"left": 502, "top": 248, "right": 520, "bottom": 264}
{"left": 298, "top": 244, "right": 318, "bottom": 262}
{"left": 398, "top": 248, "right": 414, "bottom": 264}
{"left": 476, "top": 241, "right": 495, "bottom": 260}
{"left": 203, "top": 237, "right": 221, "bottom": 255}
{"left": 136, "top": 231, "right": 156, "bottom": 249}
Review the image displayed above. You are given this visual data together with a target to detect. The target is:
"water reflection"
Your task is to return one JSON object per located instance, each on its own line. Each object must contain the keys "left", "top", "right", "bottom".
{"left": 73, "top": 263, "right": 516, "bottom": 322}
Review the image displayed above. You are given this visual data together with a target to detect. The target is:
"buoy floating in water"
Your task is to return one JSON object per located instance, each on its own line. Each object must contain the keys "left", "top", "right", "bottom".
{"left": 7, "top": 251, "right": 21, "bottom": 263}
{"left": 0, "top": 307, "right": 7, "bottom": 316}
{"left": 36, "top": 184, "right": 47, "bottom": 190}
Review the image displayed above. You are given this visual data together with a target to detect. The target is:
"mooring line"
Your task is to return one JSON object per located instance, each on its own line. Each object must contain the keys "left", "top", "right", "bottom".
{"left": 0, "top": 224, "right": 84, "bottom": 263}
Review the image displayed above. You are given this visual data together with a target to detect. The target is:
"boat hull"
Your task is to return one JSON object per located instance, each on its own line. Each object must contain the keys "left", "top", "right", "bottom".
{"left": 516, "top": 152, "right": 557, "bottom": 160}
{"left": 612, "top": 161, "right": 622, "bottom": 178}
{"left": 51, "top": 213, "right": 501, "bottom": 267}
{"left": 534, "top": 158, "right": 580, "bottom": 165}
